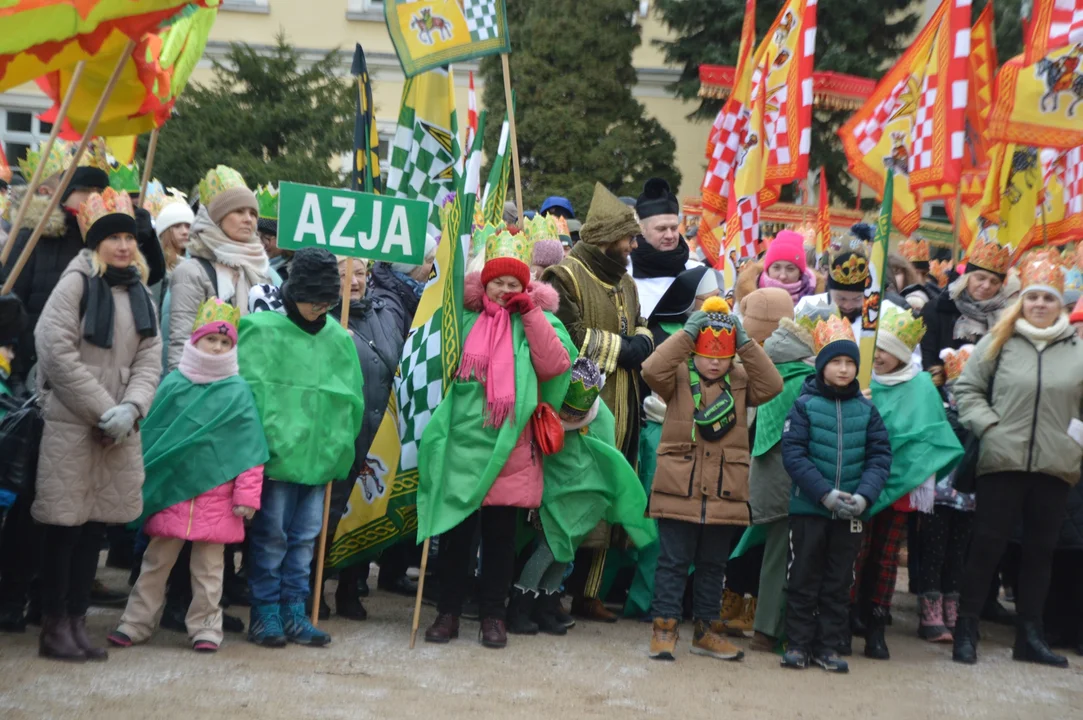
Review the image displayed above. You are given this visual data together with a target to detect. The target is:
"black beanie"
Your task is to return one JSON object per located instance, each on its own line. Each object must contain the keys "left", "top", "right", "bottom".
{"left": 60, "top": 167, "right": 109, "bottom": 203}
{"left": 635, "top": 178, "right": 679, "bottom": 219}
{"left": 827, "top": 251, "right": 871, "bottom": 292}
{"left": 285, "top": 247, "right": 342, "bottom": 304}
{"left": 257, "top": 218, "right": 278, "bottom": 236}
{"left": 85, "top": 213, "right": 138, "bottom": 250}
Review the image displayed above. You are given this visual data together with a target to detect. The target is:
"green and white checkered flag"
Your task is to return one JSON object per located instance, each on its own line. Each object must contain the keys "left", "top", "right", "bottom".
{"left": 385, "top": 68, "right": 462, "bottom": 238}
{"left": 480, "top": 97, "right": 513, "bottom": 226}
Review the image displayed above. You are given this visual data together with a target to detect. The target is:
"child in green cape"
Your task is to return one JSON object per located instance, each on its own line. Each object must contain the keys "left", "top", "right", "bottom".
{"left": 108, "top": 299, "right": 268, "bottom": 653}
{"left": 507, "top": 358, "right": 656, "bottom": 636}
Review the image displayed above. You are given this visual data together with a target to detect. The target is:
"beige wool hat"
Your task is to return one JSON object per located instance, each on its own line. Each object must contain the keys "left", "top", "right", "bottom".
{"left": 739, "top": 287, "right": 795, "bottom": 344}
{"left": 579, "top": 182, "right": 641, "bottom": 247}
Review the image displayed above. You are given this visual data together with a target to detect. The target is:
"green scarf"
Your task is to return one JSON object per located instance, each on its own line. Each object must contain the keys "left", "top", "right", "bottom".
{"left": 752, "top": 361, "right": 816, "bottom": 457}
{"left": 539, "top": 402, "right": 657, "bottom": 563}
{"left": 868, "top": 372, "right": 964, "bottom": 515}
{"left": 135, "top": 372, "right": 269, "bottom": 528}
{"left": 238, "top": 312, "right": 365, "bottom": 485}
{"left": 416, "top": 310, "right": 575, "bottom": 541}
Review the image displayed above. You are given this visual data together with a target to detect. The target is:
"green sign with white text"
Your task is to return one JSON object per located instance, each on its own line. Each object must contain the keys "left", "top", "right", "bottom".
{"left": 277, "top": 182, "right": 429, "bottom": 264}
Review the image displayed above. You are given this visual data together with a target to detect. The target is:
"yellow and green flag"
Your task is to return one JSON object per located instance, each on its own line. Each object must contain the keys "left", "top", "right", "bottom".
{"left": 858, "top": 167, "right": 893, "bottom": 389}
{"left": 384, "top": 0, "right": 511, "bottom": 79}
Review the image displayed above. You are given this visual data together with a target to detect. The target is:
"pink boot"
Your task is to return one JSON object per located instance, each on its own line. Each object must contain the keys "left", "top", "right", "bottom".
{"left": 918, "top": 592, "right": 953, "bottom": 643}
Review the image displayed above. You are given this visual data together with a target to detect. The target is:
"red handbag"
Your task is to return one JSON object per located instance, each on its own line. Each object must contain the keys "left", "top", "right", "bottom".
{"left": 530, "top": 400, "right": 564, "bottom": 456}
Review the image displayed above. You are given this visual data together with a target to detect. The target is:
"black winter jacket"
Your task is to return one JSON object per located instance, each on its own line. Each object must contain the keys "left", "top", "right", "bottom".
{"left": 920, "top": 289, "right": 966, "bottom": 372}
{"left": 369, "top": 263, "right": 420, "bottom": 340}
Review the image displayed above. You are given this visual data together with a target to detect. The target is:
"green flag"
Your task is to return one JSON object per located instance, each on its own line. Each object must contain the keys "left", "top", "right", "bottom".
{"left": 858, "top": 166, "right": 894, "bottom": 388}
{"left": 480, "top": 95, "right": 513, "bottom": 226}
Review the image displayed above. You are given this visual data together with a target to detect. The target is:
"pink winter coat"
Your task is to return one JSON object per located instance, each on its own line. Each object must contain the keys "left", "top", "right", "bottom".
{"left": 144, "top": 465, "right": 264, "bottom": 544}
{"left": 462, "top": 273, "right": 571, "bottom": 509}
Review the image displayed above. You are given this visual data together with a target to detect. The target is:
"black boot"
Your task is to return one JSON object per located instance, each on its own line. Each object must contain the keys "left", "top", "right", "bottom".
{"left": 850, "top": 603, "right": 867, "bottom": 638}
{"left": 532, "top": 591, "right": 568, "bottom": 636}
{"left": 1013, "top": 620, "right": 1069, "bottom": 668}
{"left": 0, "top": 603, "right": 26, "bottom": 633}
{"left": 863, "top": 606, "right": 890, "bottom": 660}
{"left": 506, "top": 588, "right": 539, "bottom": 635}
{"left": 952, "top": 615, "right": 979, "bottom": 664}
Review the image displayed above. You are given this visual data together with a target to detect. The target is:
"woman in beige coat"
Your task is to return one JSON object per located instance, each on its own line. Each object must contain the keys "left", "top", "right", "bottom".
{"left": 953, "top": 258, "right": 1083, "bottom": 669}
{"left": 165, "top": 166, "right": 274, "bottom": 371}
{"left": 33, "top": 188, "right": 162, "bottom": 662}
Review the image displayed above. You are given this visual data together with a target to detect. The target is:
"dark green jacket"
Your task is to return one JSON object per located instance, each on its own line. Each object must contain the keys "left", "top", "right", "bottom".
{"left": 782, "top": 376, "right": 892, "bottom": 518}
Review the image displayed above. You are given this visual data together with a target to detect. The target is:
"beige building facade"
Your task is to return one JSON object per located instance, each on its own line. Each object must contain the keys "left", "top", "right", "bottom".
{"left": 0, "top": 0, "right": 709, "bottom": 204}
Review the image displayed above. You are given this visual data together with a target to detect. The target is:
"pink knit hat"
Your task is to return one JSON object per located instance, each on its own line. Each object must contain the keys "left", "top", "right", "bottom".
{"left": 191, "top": 321, "right": 237, "bottom": 347}
{"left": 190, "top": 298, "right": 240, "bottom": 347}
{"left": 762, "top": 230, "right": 807, "bottom": 275}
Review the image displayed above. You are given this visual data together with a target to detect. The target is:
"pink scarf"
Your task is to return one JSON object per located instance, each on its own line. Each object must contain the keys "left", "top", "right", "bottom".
{"left": 178, "top": 340, "right": 239, "bottom": 385}
{"left": 759, "top": 268, "right": 817, "bottom": 305}
{"left": 458, "top": 294, "right": 516, "bottom": 427}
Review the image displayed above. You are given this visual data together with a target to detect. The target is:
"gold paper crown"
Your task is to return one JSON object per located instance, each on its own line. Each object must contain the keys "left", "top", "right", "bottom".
{"left": 830, "top": 253, "right": 869, "bottom": 286}
{"left": 940, "top": 346, "right": 972, "bottom": 382}
{"left": 554, "top": 216, "right": 571, "bottom": 238}
{"left": 1020, "top": 258, "right": 1065, "bottom": 296}
{"left": 523, "top": 213, "right": 560, "bottom": 244}
{"left": 485, "top": 227, "right": 534, "bottom": 267}
{"left": 255, "top": 184, "right": 279, "bottom": 220}
{"left": 898, "top": 237, "right": 930, "bottom": 264}
{"left": 929, "top": 259, "right": 952, "bottom": 288}
{"left": 77, "top": 187, "right": 134, "bottom": 238}
{"left": 192, "top": 297, "right": 241, "bottom": 333}
{"left": 880, "top": 303, "right": 926, "bottom": 352}
{"left": 812, "top": 315, "right": 856, "bottom": 355}
{"left": 70, "top": 138, "right": 110, "bottom": 171}
{"left": 18, "top": 141, "right": 69, "bottom": 180}
{"left": 198, "top": 165, "right": 248, "bottom": 207}
{"left": 794, "top": 302, "right": 840, "bottom": 336}
{"left": 966, "top": 236, "right": 1011, "bottom": 276}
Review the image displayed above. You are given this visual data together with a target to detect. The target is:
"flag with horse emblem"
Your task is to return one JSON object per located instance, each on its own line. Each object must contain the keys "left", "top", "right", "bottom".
{"left": 385, "top": 0, "right": 511, "bottom": 78}
{"left": 987, "top": 0, "right": 1083, "bottom": 150}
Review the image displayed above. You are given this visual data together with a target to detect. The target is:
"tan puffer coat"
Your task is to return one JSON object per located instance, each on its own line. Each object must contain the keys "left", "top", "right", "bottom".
{"left": 32, "top": 251, "right": 162, "bottom": 526}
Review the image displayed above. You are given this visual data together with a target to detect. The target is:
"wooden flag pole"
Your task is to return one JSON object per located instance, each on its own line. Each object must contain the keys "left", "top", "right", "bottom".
{"left": 137, "top": 128, "right": 160, "bottom": 207}
{"left": 0, "top": 61, "right": 87, "bottom": 266}
{"left": 310, "top": 257, "right": 356, "bottom": 626}
{"left": 2, "top": 42, "right": 135, "bottom": 295}
{"left": 409, "top": 537, "right": 431, "bottom": 649}
{"left": 952, "top": 187, "right": 962, "bottom": 262}
{"left": 500, "top": 54, "right": 524, "bottom": 224}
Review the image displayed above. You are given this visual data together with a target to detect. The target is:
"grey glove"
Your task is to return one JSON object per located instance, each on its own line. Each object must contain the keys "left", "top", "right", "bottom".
{"left": 837, "top": 494, "right": 868, "bottom": 519}
{"left": 99, "top": 403, "right": 138, "bottom": 440}
{"left": 729, "top": 314, "right": 751, "bottom": 349}
{"left": 820, "top": 489, "right": 851, "bottom": 514}
{"left": 682, "top": 311, "right": 710, "bottom": 340}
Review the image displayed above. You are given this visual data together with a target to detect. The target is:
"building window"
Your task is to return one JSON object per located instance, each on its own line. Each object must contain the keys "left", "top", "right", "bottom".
{"left": 346, "top": 0, "right": 384, "bottom": 21}
{"left": 0, "top": 108, "right": 52, "bottom": 180}
{"left": 221, "top": 0, "right": 271, "bottom": 14}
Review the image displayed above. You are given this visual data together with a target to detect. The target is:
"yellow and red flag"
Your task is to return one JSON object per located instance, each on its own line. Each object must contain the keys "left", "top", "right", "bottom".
{"left": 0, "top": 1, "right": 207, "bottom": 94}
{"left": 987, "top": 0, "right": 1083, "bottom": 150}
{"left": 816, "top": 165, "right": 830, "bottom": 256}
{"left": 838, "top": 0, "right": 970, "bottom": 235}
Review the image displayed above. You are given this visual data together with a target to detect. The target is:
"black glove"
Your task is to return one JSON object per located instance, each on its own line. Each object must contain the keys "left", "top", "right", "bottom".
{"left": 617, "top": 333, "right": 654, "bottom": 370}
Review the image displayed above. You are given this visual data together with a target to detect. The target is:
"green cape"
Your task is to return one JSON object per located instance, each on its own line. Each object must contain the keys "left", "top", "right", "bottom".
{"left": 539, "top": 402, "right": 657, "bottom": 563}
{"left": 868, "top": 372, "right": 963, "bottom": 515}
{"left": 417, "top": 310, "right": 574, "bottom": 540}
{"left": 238, "top": 312, "right": 365, "bottom": 485}
{"left": 136, "top": 371, "right": 269, "bottom": 528}
{"left": 752, "top": 361, "right": 815, "bottom": 457}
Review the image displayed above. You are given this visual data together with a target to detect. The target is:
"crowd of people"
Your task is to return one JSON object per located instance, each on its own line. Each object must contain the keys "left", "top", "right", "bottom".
{"left": 1, "top": 156, "right": 1082, "bottom": 677}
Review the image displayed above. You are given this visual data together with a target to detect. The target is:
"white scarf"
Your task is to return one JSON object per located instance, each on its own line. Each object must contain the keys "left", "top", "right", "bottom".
{"left": 871, "top": 361, "right": 920, "bottom": 387}
{"left": 187, "top": 205, "right": 271, "bottom": 287}
{"left": 1014, "top": 314, "right": 1070, "bottom": 351}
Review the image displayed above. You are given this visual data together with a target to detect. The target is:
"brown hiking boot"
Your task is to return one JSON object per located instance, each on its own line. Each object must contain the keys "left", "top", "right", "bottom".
{"left": 725, "top": 596, "right": 756, "bottom": 638}
{"left": 750, "top": 630, "right": 776, "bottom": 652}
{"left": 479, "top": 617, "right": 507, "bottom": 649}
{"left": 70, "top": 616, "right": 108, "bottom": 661}
{"left": 39, "top": 615, "right": 86, "bottom": 663}
{"left": 691, "top": 620, "right": 745, "bottom": 661}
{"left": 719, "top": 589, "right": 743, "bottom": 624}
{"left": 649, "top": 618, "right": 679, "bottom": 660}
{"left": 572, "top": 597, "right": 618, "bottom": 623}
{"left": 424, "top": 613, "right": 459, "bottom": 644}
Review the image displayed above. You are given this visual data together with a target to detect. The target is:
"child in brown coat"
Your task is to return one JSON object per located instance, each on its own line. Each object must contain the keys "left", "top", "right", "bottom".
{"left": 641, "top": 297, "right": 783, "bottom": 661}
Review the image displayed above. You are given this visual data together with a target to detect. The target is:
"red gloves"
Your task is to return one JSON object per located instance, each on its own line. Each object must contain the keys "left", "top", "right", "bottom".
{"left": 503, "top": 292, "right": 536, "bottom": 314}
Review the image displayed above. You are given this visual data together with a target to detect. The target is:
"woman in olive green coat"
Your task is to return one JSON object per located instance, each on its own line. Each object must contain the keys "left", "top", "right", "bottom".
{"left": 953, "top": 259, "right": 1083, "bottom": 669}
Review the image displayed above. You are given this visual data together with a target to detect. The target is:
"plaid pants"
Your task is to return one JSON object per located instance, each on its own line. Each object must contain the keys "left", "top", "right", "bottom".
{"left": 851, "top": 508, "right": 908, "bottom": 609}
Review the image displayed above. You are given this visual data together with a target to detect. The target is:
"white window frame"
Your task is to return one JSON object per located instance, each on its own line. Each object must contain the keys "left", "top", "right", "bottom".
{"left": 346, "top": 0, "right": 384, "bottom": 22}
{"left": 0, "top": 99, "right": 53, "bottom": 180}
{"left": 221, "top": 0, "right": 270, "bottom": 14}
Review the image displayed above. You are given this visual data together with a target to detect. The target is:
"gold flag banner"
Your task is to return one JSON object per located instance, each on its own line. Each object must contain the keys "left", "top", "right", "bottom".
{"left": 384, "top": 0, "right": 511, "bottom": 79}
{"left": 987, "top": 44, "right": 1083, "bottom": 150}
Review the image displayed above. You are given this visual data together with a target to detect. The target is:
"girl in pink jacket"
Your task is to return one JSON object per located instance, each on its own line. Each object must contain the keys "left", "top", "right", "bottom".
{"left": 109, "top": 299, "right": 269, "bottom": 652}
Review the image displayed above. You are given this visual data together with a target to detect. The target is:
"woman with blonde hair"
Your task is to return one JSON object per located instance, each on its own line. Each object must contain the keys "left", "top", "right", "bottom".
{"left": 32, "top": 188, "right": 162, "bottom": 662}
{"left": 953, "top": 257, "right": 1083, "bottom": 668}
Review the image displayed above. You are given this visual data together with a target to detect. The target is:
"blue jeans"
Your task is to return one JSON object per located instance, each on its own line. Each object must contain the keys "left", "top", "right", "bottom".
{"left": 248, "top": 480, "right": 325, "bottom": 606}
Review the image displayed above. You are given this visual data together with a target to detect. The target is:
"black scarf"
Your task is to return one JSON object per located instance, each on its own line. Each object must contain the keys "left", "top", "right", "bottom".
{"left": 631, "top": 236, "right": 690, "bottom": 279}
{"left": 83, "top": 266, "right": 157, "bottom": 349}
{"left": 283, "top": 282, "right": 328, "bottom": 335}
{"left": 815, "top": 376, "right": 861, "bottom": 400}
{"left": 571, "top": 242, "right": 628, "bottom": 286}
